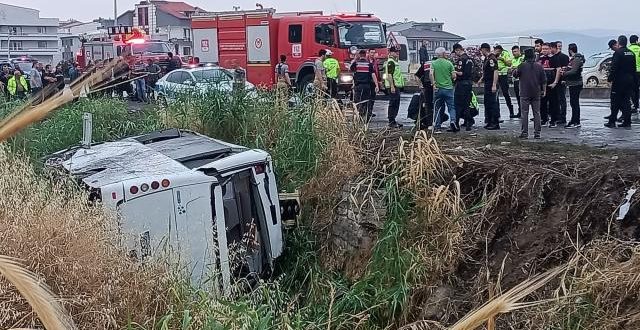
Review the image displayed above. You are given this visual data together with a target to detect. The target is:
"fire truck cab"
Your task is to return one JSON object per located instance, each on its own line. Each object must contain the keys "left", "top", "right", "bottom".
{"left": 45, "top": 129, "right": 297, "bottom": 293}
{"left": 191, "top": 8, "right": 389, "bottom": 91}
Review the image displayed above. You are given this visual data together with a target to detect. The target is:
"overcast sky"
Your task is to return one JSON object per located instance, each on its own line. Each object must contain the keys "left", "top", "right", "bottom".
{"left": 6, "top": 0, "right": 640, "bottom": 36}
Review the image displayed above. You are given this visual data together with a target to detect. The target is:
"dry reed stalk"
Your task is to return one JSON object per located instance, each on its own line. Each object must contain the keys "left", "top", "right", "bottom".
{"left": 0, "top": 256, "right": 76, "bottom": 330}
{"left": 448, "top": 265, "right": 567, "bottom": 330}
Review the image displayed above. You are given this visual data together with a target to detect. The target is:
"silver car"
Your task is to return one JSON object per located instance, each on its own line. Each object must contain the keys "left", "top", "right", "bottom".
{"left": 582, "top": 52, "right": 613, "bottom": 87}
{"left": 155, "top": 66, "right": 256, "bottom": 103}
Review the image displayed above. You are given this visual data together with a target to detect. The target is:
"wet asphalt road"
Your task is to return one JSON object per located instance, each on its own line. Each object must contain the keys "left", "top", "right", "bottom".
{"left": 365, "top": 94, "right": 640, "bottom": 150}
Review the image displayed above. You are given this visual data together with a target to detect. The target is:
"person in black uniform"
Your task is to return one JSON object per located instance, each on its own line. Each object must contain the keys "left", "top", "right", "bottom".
{"left": 414, "top": 59, "right": 435, "bottom": 127}
{"left": 351, "top": 49, "right": 379, "bottom": 121}
{"left": 606, "top": 35, "right": 637, "bottom": 128}
{"left": 453, "top": 43, "right": 474, "bottom": 131}
{"left": 480, "top": 43, "right": 500, "bottom": 130}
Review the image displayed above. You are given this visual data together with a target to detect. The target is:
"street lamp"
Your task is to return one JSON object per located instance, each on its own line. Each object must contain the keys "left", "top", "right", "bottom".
{"left": 114, "top": 0, "right": 118, "bottom": 25}
{"left": 357, "top": 0, "right": 361, "bottom": 13}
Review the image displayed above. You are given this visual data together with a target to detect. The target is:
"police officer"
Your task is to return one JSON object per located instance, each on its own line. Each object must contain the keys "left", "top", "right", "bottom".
{"left": 480, "top": 43, "right": 500, "bottom": 130}
{"left": 494, "top": 44, "right": 516, "bottom": 118}
{"left": 414, "top": 58, "right": 435, "bottom": 128}
{"left": 606, "top": 35, "right": 637, "bottom": 128}
{"left": 453, "top": 43, "right": 474, "bottom": 131}
{"left": 384, "top": 47, "right": 406, "bottom": 128}
{"left": 511, "top": 46, "right": 525, "bottom": 117}
{"left": 628, "top": 35, "right": 640, "bottom": 112}
{"left": 323, "top": 50, "right": 340, "bottom": 99}
{"left": 351, "top": 49, "right": 379, "bottom": 121}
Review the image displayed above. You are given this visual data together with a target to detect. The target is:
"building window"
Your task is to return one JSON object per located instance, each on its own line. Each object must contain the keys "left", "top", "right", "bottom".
{"left": 183, "top": 28, "right": 191, "bottom": 41}
{"left": 137, "top": 7, "right": 149, "bottom": 26}
{"left": 408, "top": 40, "right": 416, "bottom": 51}
{"left": 62, "top": 39, "right": 74, "bottom": 47}
{"left": 443, "top": 41, "right": 449, "bottom": 50}
{"left": 9, "top": 27, "right": 22, "bottom": 35}
{"left": 37, "top": 26, "right": 46, "bottom": 34}
{"left": 183, "top": 46, "right": 191, "bottom": 56}
{"left": 38, "top": 41, "right": 47, "bottom": 48}
{"left": 9, "top": 41, "right": 23, "bottom": 51}
{"left": 288, "top": 24, "right": 302, "bottom": 43}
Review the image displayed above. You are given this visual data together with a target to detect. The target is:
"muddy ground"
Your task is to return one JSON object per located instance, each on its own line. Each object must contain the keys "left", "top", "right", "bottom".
{"left": 321, "top": 131, "right": 640, "bottom": 325}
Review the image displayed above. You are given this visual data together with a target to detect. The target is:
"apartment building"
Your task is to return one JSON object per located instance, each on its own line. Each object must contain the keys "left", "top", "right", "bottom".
{"left": 0, "top": 3, "right": 60, "bottom": 63}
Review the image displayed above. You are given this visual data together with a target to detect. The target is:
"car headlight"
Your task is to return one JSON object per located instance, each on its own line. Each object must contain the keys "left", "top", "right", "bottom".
{"left": 339, "top": 74, "right": 353, "bottom": 84}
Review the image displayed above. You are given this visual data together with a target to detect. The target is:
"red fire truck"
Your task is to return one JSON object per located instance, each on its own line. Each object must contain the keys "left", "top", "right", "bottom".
{"left": 191, "top": 8, "right": 389, "bottom": 91}
{"left": 78, "top": 27, "right": 178, "bottom": 71}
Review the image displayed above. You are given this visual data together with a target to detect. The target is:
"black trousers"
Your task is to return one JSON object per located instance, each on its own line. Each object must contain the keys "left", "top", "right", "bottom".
{"left": 540, "top": 86, "right": 549, "bottom": 124}
{"left": 610, "top": 87, "right": 633, "bottom": 125}
{"left": 387, "top": 88, "right": 401, "bottom": 123}
{"left": 484, "top": 84, "right": 500, "bottom": 126}
{"left": 354, "top": 84, "right": 372, "bottom": 118}
{"left": 633, "top": 73, "right": 640, "bottom": 110}
{"left": 569, "top": 85, "right": 583, "bottom": 124}
{"left": 369, "top": 83, "right": 377, "bottom": 115}
{"left": 513, "top": 79, "right": 521, "bottom": 113}
{"left": 455, "top": 81, "right": 473, "bottom": 127}
{"left": 327, "top": 78, "right": 338, "bottom": 98}
{"left": 498, "top": 75, "right": 514, "bottom": 114}
{"left": 547, "top": 85, "right": 560, "bottom": 124}
{"left": 557, "top": 83, "right": 567, "bottom": 124}
{"left": 422, "top": 81, "right": 434, "bottom": 112}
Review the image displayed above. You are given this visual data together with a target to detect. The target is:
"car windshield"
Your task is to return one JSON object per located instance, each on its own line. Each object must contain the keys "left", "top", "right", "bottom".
{"left": 130, "top": 42, "right": 171, "bottom": 54}
{"left": 192, "top": 69, "right": 232, "bottom": 83}
{"left": 15, "top": 62, "right": 33, "bottom": 72}
{"left": 337, "top": 21, "right": 385, "bottom": 48}
{"left": 584, "top": 56, "right": 605, "bottom": 68}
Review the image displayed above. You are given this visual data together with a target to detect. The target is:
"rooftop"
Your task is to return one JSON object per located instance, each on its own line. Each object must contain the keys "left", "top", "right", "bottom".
{"left": 388, "top": 21, "right": 464, "bottom": 41}
{"left": 149, "top": 1, "right": 205, "bottom": 19}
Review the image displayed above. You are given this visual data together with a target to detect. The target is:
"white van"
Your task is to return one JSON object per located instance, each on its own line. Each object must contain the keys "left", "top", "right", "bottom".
{"left": 46, "top": 129, "right": 297, "bottom": 294}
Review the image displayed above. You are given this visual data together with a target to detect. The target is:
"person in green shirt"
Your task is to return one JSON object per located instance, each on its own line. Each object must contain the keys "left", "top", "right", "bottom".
{"left": 323, "top": 50, "right": 340, "bottom": 99}
{"left": 494, "top": 44, "right": 517, "bottom": 118}
{"left": 511, "top": 45, "right": 525, "bottom": 117}
{"left": 429, "top": 47, "right": 458, "bottom": 132}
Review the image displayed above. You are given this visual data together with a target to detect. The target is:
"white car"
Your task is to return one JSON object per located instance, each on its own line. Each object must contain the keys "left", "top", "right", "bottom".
{"left": 582, "top": 52, "right": 613, "bottom": 87}
{"left": 155, "top": 66, "right": 256, "bottom": 103}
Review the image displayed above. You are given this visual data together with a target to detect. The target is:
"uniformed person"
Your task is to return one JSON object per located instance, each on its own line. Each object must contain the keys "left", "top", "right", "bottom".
{"left": 494, "top": 44, "right": 516, "bottom": 118}
{"left": 606, "top": 35, "right": 637, "bottom": 128}
{"left": 323, "top": 50, "right": 340, "bottom": 99}
{"left": 384, "top": 46, "right": 406, "bottom": 128}
{"left": 275, "top": 55, "right": 292, "bottom": 100}
{"left": 367, "top": 48, "right": 380, "bottom": 117}
{"left": 511, "top": 46, "right": 525, "bottom": 117}
{"left": 628, "top": 35, "right": 640, "bottom": 112}
{"left": 480, "top": 43, "right": 500, "bottom": 130}
{"left": 453, "top": 43, "right": 474, "bottom": 131}
{"left": 351, "top": 49, "right": 379, "bottom": 121}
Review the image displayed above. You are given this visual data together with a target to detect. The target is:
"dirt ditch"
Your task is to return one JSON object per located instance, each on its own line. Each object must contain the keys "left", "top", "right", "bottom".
{"left": 318, "top": 132, "right": 640, "bottom": 327}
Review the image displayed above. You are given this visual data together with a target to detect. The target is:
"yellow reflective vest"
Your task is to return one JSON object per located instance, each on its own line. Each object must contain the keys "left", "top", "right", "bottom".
{"left": 7, "top": 75, "right": 28, "bottom": 95}
{"left": 323, "top": 58, "right": 340, "bottom": 79}
{"left": 384, "top": 58, "right": 405, "bottom": 88}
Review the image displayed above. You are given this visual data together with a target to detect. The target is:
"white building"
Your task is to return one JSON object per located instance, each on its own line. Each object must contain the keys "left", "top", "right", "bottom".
{"left": 58, "top": 19, "right": 112, "bottom": 62}
{"left": 0, "top": 3, "right": 60, "bottom": 63}
{"left": 118, "top": 1, "right": 207, "bottom": 56}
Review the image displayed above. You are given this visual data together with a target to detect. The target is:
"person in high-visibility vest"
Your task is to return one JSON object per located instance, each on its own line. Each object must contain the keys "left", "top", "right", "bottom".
{"left": 323, "top": 50, "right": 340, "bottom": 99}
{"left": 511, "top": 45, "right": 525, "bottom": 118}
{"left": 628, "top": 35, "right": 640, "bottom": 112}
{"left": 384, "top": 46, "right": 405, "bottom": 128}
{"left": 494, "top": 44, "right": 516, "bottom": 118}
{"left": 7, "top": 69, "right": 28, "bottom": 100}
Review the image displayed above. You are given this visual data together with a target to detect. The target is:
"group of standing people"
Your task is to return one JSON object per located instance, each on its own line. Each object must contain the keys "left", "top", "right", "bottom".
{"left": 0, "top": 61, "right": 78, "bottom": 101}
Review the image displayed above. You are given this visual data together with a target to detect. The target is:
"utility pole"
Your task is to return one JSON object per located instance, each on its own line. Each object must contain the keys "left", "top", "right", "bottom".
{"left": 114, "top": 0, "right": 118, "bottom": 25}
{"left": 356, "top": 0, "right": 361, "bottom": 13}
